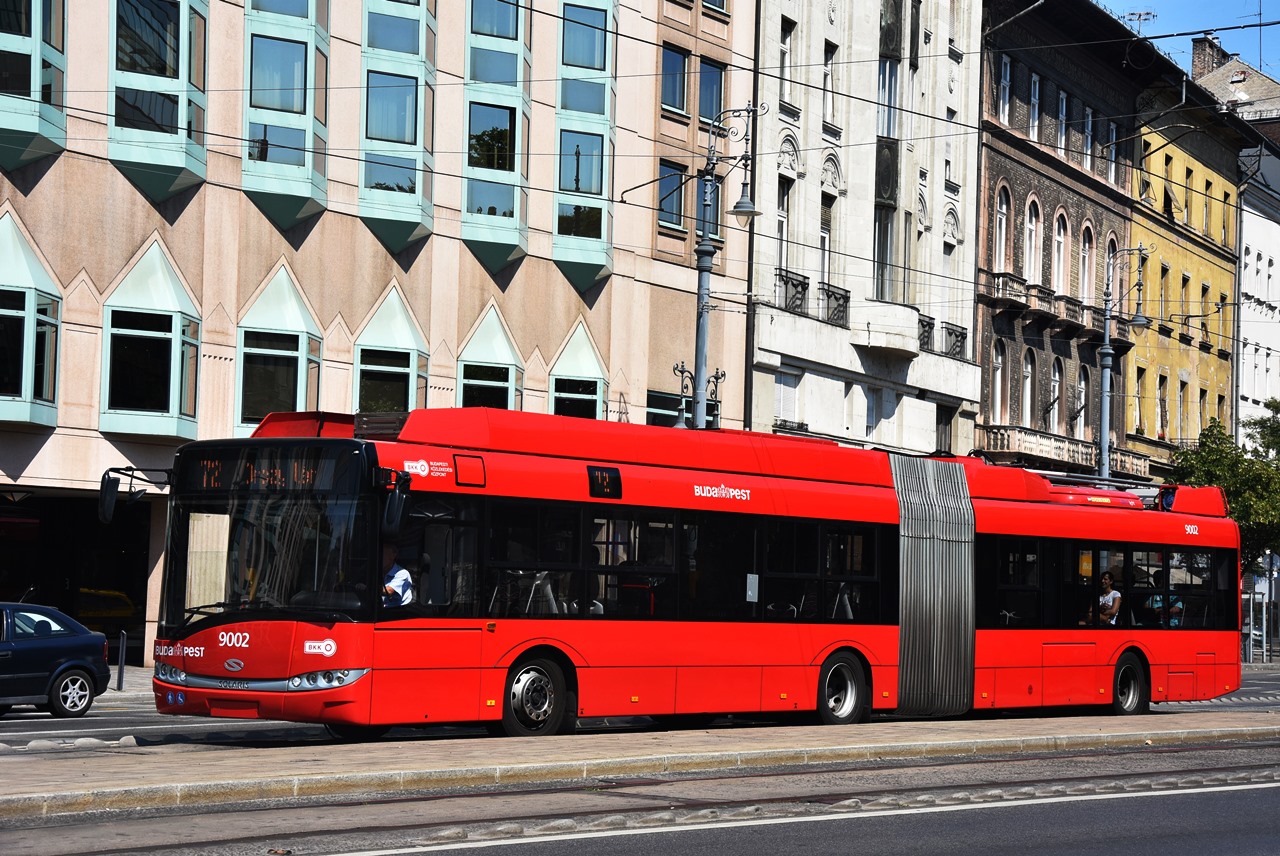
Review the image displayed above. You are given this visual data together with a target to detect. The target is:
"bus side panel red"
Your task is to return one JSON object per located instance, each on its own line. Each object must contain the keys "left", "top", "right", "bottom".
{"left": 761, "top": 665, "right": 816, "bottom": 712}
{"left": 478, "top": 621, "right": 897, "bottom": 718}
{"left": 576, "top": 667, "right": 678, "bottom": 716}
{"left": 676, "top": 666, "right": 763, "bottom": 713}
{"left": 370, "top": 627, "right": 484, "bottom": 724}
{"left": 1041, "top": 642, "right": 1098, "bottom": 706}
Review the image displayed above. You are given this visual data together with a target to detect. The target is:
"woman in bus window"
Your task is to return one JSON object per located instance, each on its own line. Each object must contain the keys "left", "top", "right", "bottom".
{"left": 1098, "top": 570, "right": 1122, "bottom": 625}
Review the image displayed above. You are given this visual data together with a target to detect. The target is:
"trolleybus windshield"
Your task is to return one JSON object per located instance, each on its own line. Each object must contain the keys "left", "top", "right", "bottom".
{"left": 160, "top": 441, "right": 379, "bottom": 634}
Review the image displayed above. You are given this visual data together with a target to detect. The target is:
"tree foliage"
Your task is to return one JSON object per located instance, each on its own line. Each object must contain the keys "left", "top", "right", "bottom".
{"left": 1171, "top": 407, "right": 1280, "bottom": 569}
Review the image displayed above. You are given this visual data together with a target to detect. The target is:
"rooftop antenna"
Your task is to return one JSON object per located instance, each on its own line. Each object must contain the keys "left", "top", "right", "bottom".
{"left": 1123, "top": 9, "right": 1157, "bottom": 35}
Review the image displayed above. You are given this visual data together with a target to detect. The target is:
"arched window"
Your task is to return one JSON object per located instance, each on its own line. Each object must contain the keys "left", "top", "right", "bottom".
{"left": 1075, "top": 366, "right": 1089, "bottom": 439}
{"left": 1023, "top": 200, "right": 1041, "bottom": 284}
{"left": 1049, "top": 359, "right": 1063, "bottom": 434}
{"left": 1021, "top": 350, "right": 1036, "bottom": 428}
{"left": 1051, "top": 213, "right": 1068, "bottom": 294}
{"left": 1079, "top": 226, "right": 1094, "bottom": 304}
{"left": 992, "top": 339, "right": 1005, "bottom": 423}
{"left": 995, "top": 187, "right": 1010, "bottom": 272}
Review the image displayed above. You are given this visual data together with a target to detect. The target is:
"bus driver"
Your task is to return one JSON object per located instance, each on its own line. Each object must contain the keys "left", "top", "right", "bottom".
{"left": 382, "top": 544, "right": 414, "bottom": 607}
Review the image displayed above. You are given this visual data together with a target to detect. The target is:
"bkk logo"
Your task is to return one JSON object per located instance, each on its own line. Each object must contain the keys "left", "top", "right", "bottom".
{"left": 404, "top": 459, "right": 452, "bottom": 477}
{"left": 304, "top": 638, "right": 337, "bottom": 657}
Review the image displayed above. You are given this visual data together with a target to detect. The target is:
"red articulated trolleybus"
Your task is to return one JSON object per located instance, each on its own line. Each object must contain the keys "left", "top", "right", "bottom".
{"left": 101, "top": 408, "right": 1241, "bottom": 739}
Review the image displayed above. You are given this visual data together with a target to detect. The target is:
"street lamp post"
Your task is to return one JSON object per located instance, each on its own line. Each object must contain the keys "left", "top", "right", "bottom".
{"left": 1098, "top": 244, "right": 1151, "bottom": 480}
{"left": 690, "top": 102, "right": 766, "bottom": 429}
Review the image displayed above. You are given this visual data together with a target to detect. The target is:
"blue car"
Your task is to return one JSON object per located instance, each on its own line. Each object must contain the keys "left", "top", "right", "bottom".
{"left": 0, "top": 603, "right": 111, "bottom": 718}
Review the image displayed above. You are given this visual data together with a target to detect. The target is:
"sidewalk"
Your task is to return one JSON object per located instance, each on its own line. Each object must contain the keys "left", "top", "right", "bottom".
{"left": 4, "top": 689, "right": 1280, "bottom": 821}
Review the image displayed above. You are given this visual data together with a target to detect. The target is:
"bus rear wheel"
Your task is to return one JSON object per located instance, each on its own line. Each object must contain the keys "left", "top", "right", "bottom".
{"left": 1112, "top": 653, "right": 1150, "bottom": 715}
{"left": 818, "top": 653, "right": 867, "bottom": 725}
{"left": 502, "top": 657, "right": 568, "bottom": 737}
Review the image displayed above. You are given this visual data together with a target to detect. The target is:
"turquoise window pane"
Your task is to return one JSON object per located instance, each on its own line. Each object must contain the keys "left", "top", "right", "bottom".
{"left": 369, "top": 12, "right": 419, "bottom": 54}
{"left": 563, "top": 5, "right": 605, "bottom": 70}
{"left": 252, "top": 0, "right": 307, "bottom": 17}
{"left": 467, "top": 179, "right": 515, "bottom": 217}
{"left": 468, "top": 103, "right": 514, "bottom": 171}
{"left": 367, "top": 70, "right": 417, "bottom": 144}
{"left": 366, "top": 154, "right": 418, "bottom": 192}
{"left": 557, "top": 203, "right": 602, "bottom": 238}
{"left": 117, "top": 0, "right": 179, "bottom": 77}
{"left": 115, "top": 87, "right": 178, "bottom": 134}
{"left": 471, "top": 0, "right": 516, "bottom": 39}
{"left": 250, "top": 35, "right": 306, "bottom": 113}
{"left": 470, "top": 47, "right": 517, "bottom": 85}
{"left": 562, "top": 79, "right": 605, "bottom": 114}
{"left": 559, "top": 130, "right": 602, "bottom": 195}
{"left": 248, "top": 122, "right": 306, "bottom": 165}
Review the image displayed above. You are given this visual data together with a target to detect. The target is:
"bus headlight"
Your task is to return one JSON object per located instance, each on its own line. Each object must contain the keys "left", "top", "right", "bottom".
{"left": 155, "top": 662, "right": 187, "bottom": 685}
{"left": 286, "top": 668, "right": 366, "bottom": 692}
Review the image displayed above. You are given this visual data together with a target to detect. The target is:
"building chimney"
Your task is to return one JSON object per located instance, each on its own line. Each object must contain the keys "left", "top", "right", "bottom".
{"left": 1191, "top": 35, "right": 1231, "bottom": 80}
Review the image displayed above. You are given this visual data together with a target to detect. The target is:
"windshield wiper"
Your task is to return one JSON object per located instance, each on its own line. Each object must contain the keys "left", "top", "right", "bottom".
{"left": 181, "top": 598, "right": 284, "bottom": 626}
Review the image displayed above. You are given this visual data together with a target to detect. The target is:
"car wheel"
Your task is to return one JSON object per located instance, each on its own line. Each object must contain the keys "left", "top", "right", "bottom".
{"left": 49, "top": 670, "right": 94, "bottom": 718}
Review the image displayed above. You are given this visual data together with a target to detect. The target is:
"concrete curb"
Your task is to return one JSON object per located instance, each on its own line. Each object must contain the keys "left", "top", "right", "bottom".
{"left": 7, "top": 724, "right": 1280, "bottom": 821}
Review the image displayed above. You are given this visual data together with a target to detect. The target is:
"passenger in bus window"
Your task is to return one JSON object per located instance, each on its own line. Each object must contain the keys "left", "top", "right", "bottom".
{"left": 1146, "top": 569, "right": 1182, "bottom": 628}
{"left": 1098, "top": 570, "right": 1122, "bottom": 625}
{"left": 382, "top": 543, "right": 414, "bottom": 607}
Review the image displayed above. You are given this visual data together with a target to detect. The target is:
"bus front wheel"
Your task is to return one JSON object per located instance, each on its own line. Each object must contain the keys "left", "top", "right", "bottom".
{"left": 502, "top": 657, "right": 568, "bottom": 737}
{"left": 1112, "top": 653, "right": 1150, "bottom": 715}
{"left": 817, "top": 653, "right": 868, "bottom": 725}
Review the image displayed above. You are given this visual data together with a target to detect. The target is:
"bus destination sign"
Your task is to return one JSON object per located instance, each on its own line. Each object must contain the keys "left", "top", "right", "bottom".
{"left": 587, "top": 465, "right": 622, "bottom": 499}
{"left": 176, "top": 446, "right": 357, "bottom": 494}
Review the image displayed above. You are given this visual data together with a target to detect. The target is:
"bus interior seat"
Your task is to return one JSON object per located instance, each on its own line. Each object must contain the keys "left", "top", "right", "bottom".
{"left": 766, "top": 602, "right": 797, "bottom": 619}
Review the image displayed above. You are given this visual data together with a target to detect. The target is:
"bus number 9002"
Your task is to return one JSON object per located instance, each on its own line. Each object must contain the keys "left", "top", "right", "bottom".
{"left": 219, "top": 631, "right": 250, "bottom": 648}
{"left": 1185, "top": 524, "right": 1199, "bottom": 536}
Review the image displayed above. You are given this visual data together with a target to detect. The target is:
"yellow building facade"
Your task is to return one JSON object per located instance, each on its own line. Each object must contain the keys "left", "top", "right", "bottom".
{"left": 1124, "top": 92, "right": 1246, "bottom": 480}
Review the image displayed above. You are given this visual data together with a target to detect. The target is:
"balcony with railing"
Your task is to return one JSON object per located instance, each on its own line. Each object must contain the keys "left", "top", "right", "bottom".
{"left": 976, "top": 268, "right": 1030, "bottom": 311}
{"left": 1082, "top": 303, "right": 1104, "bottom": 340}
{"left": 775, "top": 268, "right": 810, "bottom": 315}
{"left": 1052, "top": 294, "right": 1085, "bottom": 335}
{"left": 918, "top": 314, "right": 935, "bottom": 352}
{"left": 942, "top": 322, "right": 968, "bottom": 359}
{"left": 1025, "top": 284, "right": 1056, "bottom": 321}
{"left": 976, "top": 424, "right": 1152, "bottom": 479}
{"left": 766, "top": 271, "right": 851, "bottom": 329}
{"left": 817, "top": 282, "right": 850, "bottom": 327}
{"left": 977, "top": 424, "right": 1098, "bottom": 471}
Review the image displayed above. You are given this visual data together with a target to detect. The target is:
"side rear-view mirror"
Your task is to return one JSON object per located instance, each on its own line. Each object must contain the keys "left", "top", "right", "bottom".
{"left": 99, "top": 473, "right": 121, "bottom": 524}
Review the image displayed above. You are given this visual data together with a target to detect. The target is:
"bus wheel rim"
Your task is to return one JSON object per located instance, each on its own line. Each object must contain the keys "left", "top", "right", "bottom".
{"left": 825, "top": 663, "right": 855, "bottom": 718}
{"left": 511, "top": 666, "right": 554, "bottom": 724}
{"left": 1117, "top": 665, "right": 1137, "bottom": 711}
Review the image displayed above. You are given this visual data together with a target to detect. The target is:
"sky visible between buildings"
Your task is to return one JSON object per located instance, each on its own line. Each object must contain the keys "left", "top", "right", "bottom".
{"left": 1109, "top": 1, "right": 1277, "bottom": 76}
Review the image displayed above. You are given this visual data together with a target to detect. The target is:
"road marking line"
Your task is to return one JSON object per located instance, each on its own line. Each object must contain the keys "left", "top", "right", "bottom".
{"left": 326, "top": 781, "right": 1280, "bottom": 855}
